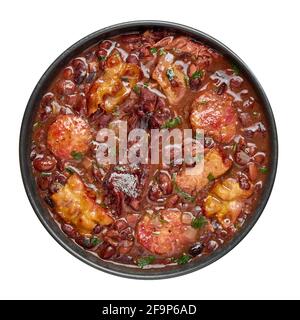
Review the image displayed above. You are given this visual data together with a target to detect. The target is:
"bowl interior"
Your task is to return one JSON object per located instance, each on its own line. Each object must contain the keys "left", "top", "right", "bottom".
{"left": 19, "top": 21, "right": 278, "bottom": 279}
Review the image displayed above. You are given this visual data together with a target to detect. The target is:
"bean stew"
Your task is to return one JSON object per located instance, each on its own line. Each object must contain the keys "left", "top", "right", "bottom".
{"left": 30, "top": 29, "right": 270, "bottom": 270}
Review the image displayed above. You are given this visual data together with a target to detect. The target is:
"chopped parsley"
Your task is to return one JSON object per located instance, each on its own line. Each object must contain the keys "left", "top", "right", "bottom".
{"left": 176, "top": 253, "right": 191, "bottom": 265}
{"left": 133, "top": 84, "right": 140, "bottom": 94}
{"left": 90, "top": 237, "right": 102, "bottom": 246}
{"left": 137, "top": 256, "right": 155, "bottom": 268}
{"left": 150, "top": 47, "right": 158, "bottom": 54}
{"left": 159, "top": 48, "right": 166, "bottom": 56}
{"left": 191, "top": 216, "right": 207, "bottom": 229}
{"left": 161, "top": 116, "right": 181, "bottom": 129}
{"left": 71, "top": 151, "right": 83, "bottom": 161}
{"left": 121, "top": 76, "right": 129, "bottom": 82}
{"left": 173, "top": 180, "right": 195, "bottom": 203}
{"left": 143, "top": 82, "right": 149, "bottom": 88}
{"left": 98, "top": 55, "right": 106, "bottom": 61}
{"left": 207, "top": 172, "right": 215, "bottom": 181}
{"left": 259, "top": 166, "right": 268, "bottom": 174}
{"left": 65, "top": 166, "right": 75, "bottom": 174}
{"left": 166, "top": 68, "right": 175, "bottom": 81}
{"left": 191, "top": 70, "right": 203, "bottom": 79}
{"left": 231, "top": 63, "right": 240, "bottom": 75}
{"left": 40, "top": 172, "right": 52, "bottom": 177}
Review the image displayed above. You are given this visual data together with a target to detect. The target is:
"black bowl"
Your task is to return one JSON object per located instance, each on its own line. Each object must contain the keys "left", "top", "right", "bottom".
{"left": 19, "top": 20, "right": 278, "bottom": 279}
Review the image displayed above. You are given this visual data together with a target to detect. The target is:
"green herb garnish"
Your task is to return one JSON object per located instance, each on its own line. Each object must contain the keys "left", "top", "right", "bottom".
{"left": 133, "top": 84, "right": 140, "bottom": 94}
{"left": 143, "top": 82, "right": 149, "bottom": 88}
{"left": 191, "top": 216, "right": 207, "bottom": 229}
{"left": 161, "top": 116, "right": 181, "bottom": 129}
{"left": 150, "top": 47, "right": 158, "bottom": 54}
{"left": 176, "top": 253, "right": 191, "bottom": 265}
{"left": 90, "top": 237, "right": 102, "bottom": 246}
{"left": 137, "top": 256, "right": 155, "bottom": 268}
{"left": 65, "top": 166, "right": 75, "bottom": 174}
{"left": 199, "top": 98, "right": 207, "bottom": 104}
{"left": 207, "top": 172, "right": 215, "bottom": 181}
{"left": 159, "top": 48, "right": 166, "bottom": 56}
{"left": 98, "top": 55, "right": 106, "bottom": 61}
{"left": 191, "top": 70, "right": 203, "bottom": 79}
{"left": 40, "top": 172, "right": 52, "bottom": 177}
{"left": 166, "top": 68, "right": 175, "bottom": 81}
{"left": 231, "top": 63, "right": 239, "bottom": 75}
{"left": 71, "top": 151, "right": 83, "bottom": 161}
{"left": 121, "top": 77, "right": 129, "bottom": 82}
{"left": 259, "top": 166, "right": 268, "bottom": 174}
{"left": 174, "top": 183, "right": 195, "bottom": 203}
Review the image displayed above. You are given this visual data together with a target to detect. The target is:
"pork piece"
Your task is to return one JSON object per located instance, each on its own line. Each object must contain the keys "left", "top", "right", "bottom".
{"left": 190, "top": 91, "right": 237, "bottom": 143}
{"left": 136, "top": 209, "right": 198, "bottom": 256}
{"left": 204, "top": 178, "right": 254, "bottom": 228}
{"left": 175, "top": 148, "right": 231, "bottom": 194}
{"left": 152, "top": 53, "right": 187, "bottom": 105}
{"left": 88, "top": 50, "right": 141, "bottom": 114}
{"left": 47, "top": 114, "right": 92, "bottom": 160}
{"left": 154, "top": 36, "right": 219, "bottom": 68}
{"left": 51, "top": 174, "right": 113, "bottom": 234}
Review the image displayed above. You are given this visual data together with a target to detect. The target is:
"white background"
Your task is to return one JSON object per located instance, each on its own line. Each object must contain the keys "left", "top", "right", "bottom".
{"left": 0, "top": 0, "right": 299, "bottom": 300}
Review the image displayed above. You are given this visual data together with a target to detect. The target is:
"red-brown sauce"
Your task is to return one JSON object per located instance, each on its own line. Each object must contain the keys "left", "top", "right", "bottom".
{"left": 31, "top": 30, "right": 269, "bottom": 269}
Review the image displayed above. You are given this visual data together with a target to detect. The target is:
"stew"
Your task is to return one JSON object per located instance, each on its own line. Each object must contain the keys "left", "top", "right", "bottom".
{"left": 31, "top": 29, "right": 270, "bottom": 269}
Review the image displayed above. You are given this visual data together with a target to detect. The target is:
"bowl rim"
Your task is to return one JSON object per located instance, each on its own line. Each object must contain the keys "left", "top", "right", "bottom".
{"left": 19, "top": 20, "right": 278, "bottom": 280}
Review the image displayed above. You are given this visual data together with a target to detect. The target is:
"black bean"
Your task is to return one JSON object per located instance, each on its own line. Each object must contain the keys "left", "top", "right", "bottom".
{"left": 189, "top": 242, "right": 203, "bottom": 257}
{"left": 44, "top": 196, "right": 54, "bottom": 208}
{"left": 216, "top": 83, "right": 226, "bottom": 95}
{"left": 189, "top": 78, "right": 202, "bottom": 91}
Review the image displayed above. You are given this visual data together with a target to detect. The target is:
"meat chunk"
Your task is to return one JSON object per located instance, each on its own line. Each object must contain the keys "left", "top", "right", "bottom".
{"left": 47, "top": 114, "right": 92, "bottom": 160}
{"left": 152, "top": 53, "right": 187, "bottom": 105}
{"left": 204, "top": 178, "right": 254, "bottom": 227}
{"left": 88, "top": 50, "right": 141, "bottom": 114}
{"left": 212, "top": 178, "right": 254, "bottom": 201}
{"left": 154, "top": 36, "right": 219, "bottom": 68}
{"left": 51, "top": 174, "right": 113, "bottom": 234}
{"left": 190, "top": 91, "right": 237, "bottom": 143}
{"left": 176, "top": 148, "right": 232, "bottom": 194}
{"left": 136, "top": 209, "right": 198, "bottom": 256}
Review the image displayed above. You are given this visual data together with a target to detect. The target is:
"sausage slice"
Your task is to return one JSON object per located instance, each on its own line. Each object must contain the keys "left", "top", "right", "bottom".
{"left": 136, "top": 209, "right": 198, "bottom": 256}
{"left": 47, "top": 114, "right": 92, "bottom": 160}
